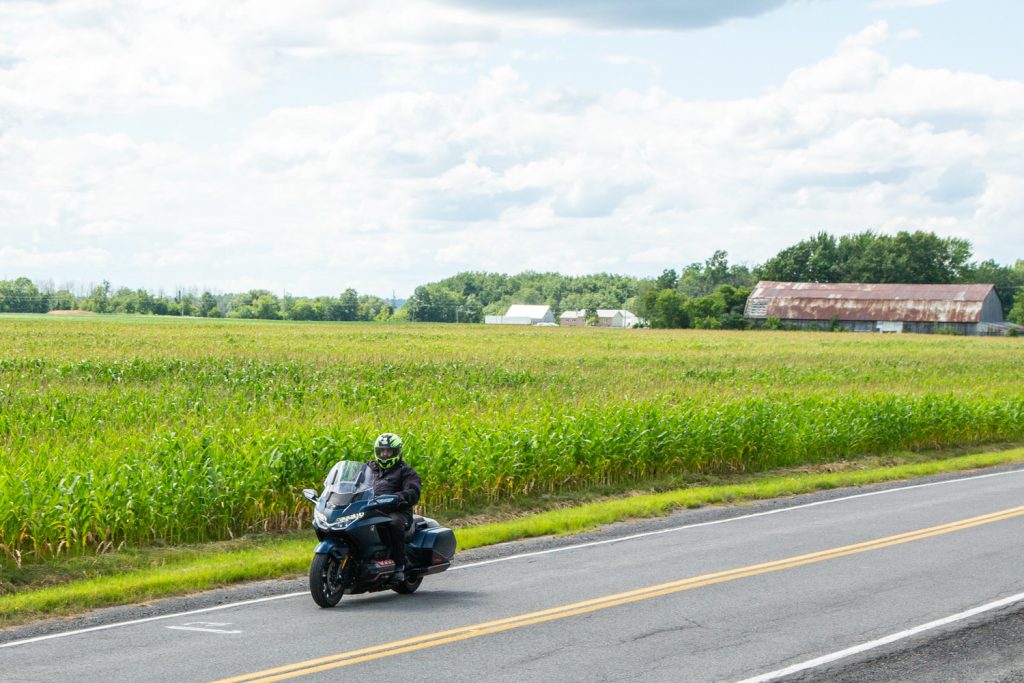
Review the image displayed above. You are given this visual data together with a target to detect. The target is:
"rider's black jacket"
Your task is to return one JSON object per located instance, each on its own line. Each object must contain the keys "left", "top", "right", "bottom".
{"left": 367, "top": 460, "right": 421, "bottom": 510}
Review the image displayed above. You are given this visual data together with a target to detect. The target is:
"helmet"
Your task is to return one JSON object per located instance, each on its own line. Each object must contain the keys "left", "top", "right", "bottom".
{"left": 373, "top": 433, "right": 404, "bottom": 469}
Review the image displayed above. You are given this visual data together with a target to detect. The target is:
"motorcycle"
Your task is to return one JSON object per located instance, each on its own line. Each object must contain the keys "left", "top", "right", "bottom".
{"left": 301, "top": 460, "right": 456, "bottom": 607}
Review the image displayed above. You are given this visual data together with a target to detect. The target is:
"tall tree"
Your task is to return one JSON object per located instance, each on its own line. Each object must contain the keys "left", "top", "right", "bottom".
{"left": 758, "top": 230, "right": 973, "bottom": 284}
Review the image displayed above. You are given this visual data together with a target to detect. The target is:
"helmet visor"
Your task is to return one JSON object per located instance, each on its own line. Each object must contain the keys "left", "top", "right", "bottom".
{"left": 374, "top": 447, "right": 399, "bottom": 467}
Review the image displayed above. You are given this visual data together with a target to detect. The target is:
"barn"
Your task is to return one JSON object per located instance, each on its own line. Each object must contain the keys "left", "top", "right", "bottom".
{"left": 743, "top": 281, "right": 1014, "bottom": 335}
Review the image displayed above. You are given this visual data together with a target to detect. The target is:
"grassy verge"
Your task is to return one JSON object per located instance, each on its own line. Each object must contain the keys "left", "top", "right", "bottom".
{"left": 3, "top": 446, "right": 1024, "bottom": 629}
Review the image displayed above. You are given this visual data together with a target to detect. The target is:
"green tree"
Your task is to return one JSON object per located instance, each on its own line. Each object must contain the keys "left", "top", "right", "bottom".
{"left": 84, "top": 281, "right": 112, "bottom": 313}
{"left": 685, "top": 293, "right": 726, "bottom": 328}
{"left": 287, "top": 298, "right": 319, "bottom": 321}
{"left": 1009, "top": 297, "right": 1024, "bottom": 325}
{"left": 0, "top": 277, "right": 47, "bottom": 312}
{"left": 198, "top": 292, "right": 219, "bottom": 317}
{"left": 756, "top": 233, "right": 841, "bottom": 283}
{"left": 758, "top": 230, "right": 973, "bottom": 284}
{"left": 655, "top": 268, "right": 678, "bottom": 291}
{"left": 251, "top": 294, "right": 281, "bottom": 320}
{"left": 407, "top": 284, "right": 463, "bottom": 322}
{"left": 678, "top": 251, "right": 755, "bottom": 298}
{"left": 642, "top": 289, "right": 687, "bottom": 328}
{"left": 49, "top": 289, "right": 77, "bottom": 311}
{"left": 338, "top": 289, "right": 359, "bottom": 321}
{"left": 179, "top": 293, "right": 197, "bottom": 316}
{"left": 458, "top": 294, "right": 483, "bottom": 323}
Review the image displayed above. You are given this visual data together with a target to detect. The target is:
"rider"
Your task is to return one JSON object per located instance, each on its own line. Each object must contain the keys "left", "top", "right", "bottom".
{"left": 367, "top": 432, "right": 421, "bottom": 583}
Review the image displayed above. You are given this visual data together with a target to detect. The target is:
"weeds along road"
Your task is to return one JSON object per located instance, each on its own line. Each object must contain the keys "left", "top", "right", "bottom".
{"left": 3, "top": 468, "right": 1024, "bottom": 682}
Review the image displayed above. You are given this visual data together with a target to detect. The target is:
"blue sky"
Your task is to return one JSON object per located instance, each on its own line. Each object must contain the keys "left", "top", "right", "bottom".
{"left": 1, "top": 0, "right": 1021, "bottom": 297}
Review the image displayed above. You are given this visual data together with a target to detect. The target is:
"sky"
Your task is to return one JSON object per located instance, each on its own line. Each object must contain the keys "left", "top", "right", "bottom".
{"left": 1, "top": 0, "right": 1022, "bottom": 298}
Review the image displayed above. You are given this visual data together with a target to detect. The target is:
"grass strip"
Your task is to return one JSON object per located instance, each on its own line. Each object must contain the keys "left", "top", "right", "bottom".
{"left": 456, "top": 448, "right": 1024, "bottom": 548}
{"left": 3, "top": 447, "right": 1024, "bottom": 628}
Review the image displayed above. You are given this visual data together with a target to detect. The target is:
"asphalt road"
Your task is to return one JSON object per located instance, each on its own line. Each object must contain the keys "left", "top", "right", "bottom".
{"left": 3, "top": 467, "right": 1024, "bottom": 682}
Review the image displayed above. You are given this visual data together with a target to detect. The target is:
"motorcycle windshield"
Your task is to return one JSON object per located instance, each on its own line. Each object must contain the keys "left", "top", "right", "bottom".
{"left": 321, "top": 460, "right": 374, "bottom": 509}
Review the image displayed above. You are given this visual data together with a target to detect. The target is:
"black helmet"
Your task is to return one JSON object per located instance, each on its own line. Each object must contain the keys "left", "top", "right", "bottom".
{"left": 373, "top": 433, "right": 403, "bottom": 469}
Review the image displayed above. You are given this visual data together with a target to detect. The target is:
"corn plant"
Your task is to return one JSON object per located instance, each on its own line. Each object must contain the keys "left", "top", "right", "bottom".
{"left": 1, "top": 316, "right": 1022, "bottom": 562}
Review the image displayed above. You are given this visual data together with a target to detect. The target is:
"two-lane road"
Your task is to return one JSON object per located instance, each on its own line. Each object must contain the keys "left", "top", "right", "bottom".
{"left": 4, "top": 468, "right": 1023, "bottom": 682}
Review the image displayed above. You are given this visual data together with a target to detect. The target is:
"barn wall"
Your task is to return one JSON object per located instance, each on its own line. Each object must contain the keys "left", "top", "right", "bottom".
{"left": 980, "top": 290, "right": 1005, "bottom": 323}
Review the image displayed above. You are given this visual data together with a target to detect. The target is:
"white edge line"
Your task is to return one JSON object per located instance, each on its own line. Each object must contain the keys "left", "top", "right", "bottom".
{"left": 1, "top": 466, "right": 1021, "bottom": 649}
{"left": 734, "top": 591, "right": 1024, "bottom": 683}
{"left": 0, "top": 592, "right": 303, "bottom": 649}
{"left": 449, "top": 466, "right": 1024, "bottom": 570}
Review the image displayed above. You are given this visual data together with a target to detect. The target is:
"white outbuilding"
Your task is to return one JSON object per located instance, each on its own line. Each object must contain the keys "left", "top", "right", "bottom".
{"left": 485, "top": 304, "right": 556, "bottom": 325}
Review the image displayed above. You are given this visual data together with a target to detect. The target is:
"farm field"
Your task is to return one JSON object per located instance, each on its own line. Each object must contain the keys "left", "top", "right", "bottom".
{"left": 1, "top": 315, "right": 1023, "bottom": 565}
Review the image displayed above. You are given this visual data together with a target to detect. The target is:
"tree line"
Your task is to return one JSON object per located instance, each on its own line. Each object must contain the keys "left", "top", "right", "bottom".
{"left": 0, "top": 280, "right": 395, "bottom": 322}
{"left": 2, "top": 230, "right": 1023, "bottom": 326}
{"left": 404, "top": 231, "right": 1024, "bottom": 327}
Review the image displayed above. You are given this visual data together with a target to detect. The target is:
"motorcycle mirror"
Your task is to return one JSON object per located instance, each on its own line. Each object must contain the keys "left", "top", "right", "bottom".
{"left": 302, "top": 488, "right": 319, "bottom": 503}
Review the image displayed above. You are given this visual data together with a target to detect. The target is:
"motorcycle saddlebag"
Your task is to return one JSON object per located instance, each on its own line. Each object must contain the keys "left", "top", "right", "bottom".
{"left": 408, "top": 526, "right": 456, "bottom": 566}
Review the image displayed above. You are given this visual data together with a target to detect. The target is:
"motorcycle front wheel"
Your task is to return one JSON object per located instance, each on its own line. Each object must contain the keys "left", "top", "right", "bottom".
{"left": 309, "top": 552, "right": 349, "bottom": 607}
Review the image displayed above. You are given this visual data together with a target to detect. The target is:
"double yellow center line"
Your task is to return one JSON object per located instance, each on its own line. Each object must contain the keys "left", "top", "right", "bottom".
{"left": 216, "top": 504, "right": 1024, "bottom": 682}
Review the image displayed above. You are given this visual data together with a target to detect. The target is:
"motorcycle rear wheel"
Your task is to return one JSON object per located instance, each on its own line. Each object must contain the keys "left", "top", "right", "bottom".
{"left": 391, "top": 574, "right": 423, "bottom": 595}
{"left": 310, "top": 552, "right": 348, "bottom": 607}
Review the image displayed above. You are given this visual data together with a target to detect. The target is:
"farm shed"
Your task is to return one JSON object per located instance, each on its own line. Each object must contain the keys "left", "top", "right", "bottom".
{"left": 743, "top": 281, "right": 1013, "bottom": 335}
{"left": 485, "top": 304, "right": 556, "bottom": 325}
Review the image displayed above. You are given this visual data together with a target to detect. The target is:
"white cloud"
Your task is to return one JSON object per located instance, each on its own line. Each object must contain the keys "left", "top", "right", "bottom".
{"left": 3, "top": 18, "right": 1024, "bottom": 294}
{"left": 0, "top": 245, "right": 112, "bottom": 269}
{"left": 840, "top": 20, "right": 891, "bottom": 50}
{"left": 975, "top": 175, "right": 1024, "bottom": 225}
{"left": 0, "top": 0, "right": 502, "bottom": 115}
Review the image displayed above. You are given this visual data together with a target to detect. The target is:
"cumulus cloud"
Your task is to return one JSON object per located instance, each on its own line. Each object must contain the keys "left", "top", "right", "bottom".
{"left": 221, "top": 31, "right": 1023, "bottom": 287}
{"left": 3, "top": 17, "right": 1023, "bottom": 294}
{"left": 0, "top": 0, "right": 500, "bottom": 115}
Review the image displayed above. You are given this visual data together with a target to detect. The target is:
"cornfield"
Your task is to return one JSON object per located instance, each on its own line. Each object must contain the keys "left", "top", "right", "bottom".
{"left": 2, "top": 315, "right": 1022, "bottom": 562}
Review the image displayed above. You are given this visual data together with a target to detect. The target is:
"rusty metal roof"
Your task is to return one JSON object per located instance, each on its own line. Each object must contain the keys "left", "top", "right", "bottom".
{"left": 745, "top": 281, "right": 997, "bottom": 323}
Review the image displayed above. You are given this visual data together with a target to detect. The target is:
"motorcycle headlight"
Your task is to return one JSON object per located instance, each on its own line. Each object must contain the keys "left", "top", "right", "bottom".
{"left": 326, "top": 511, "right": 364, "bottom": 530}
{"left": 313, "top": 509, "right": 328, "bottom": 527}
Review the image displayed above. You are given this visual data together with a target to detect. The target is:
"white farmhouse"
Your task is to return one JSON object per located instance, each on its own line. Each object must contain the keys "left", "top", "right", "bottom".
{"left": 485, "top": 304, "right": 556, "bottom": 325}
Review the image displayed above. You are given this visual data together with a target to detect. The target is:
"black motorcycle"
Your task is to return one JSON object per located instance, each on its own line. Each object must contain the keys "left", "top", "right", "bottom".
{"left": 301, "top": 460, "right": 456, "bottom": 607}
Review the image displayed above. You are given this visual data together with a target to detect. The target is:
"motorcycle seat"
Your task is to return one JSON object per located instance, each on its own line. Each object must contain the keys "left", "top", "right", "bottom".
{"left": 406, "top": 515, "right": 438, "bottom": 540}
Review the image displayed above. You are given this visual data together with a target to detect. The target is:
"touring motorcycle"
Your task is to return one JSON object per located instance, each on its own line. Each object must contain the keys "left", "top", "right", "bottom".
{"left": 301, "top": 460, "right": 456, "bottom": 607}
